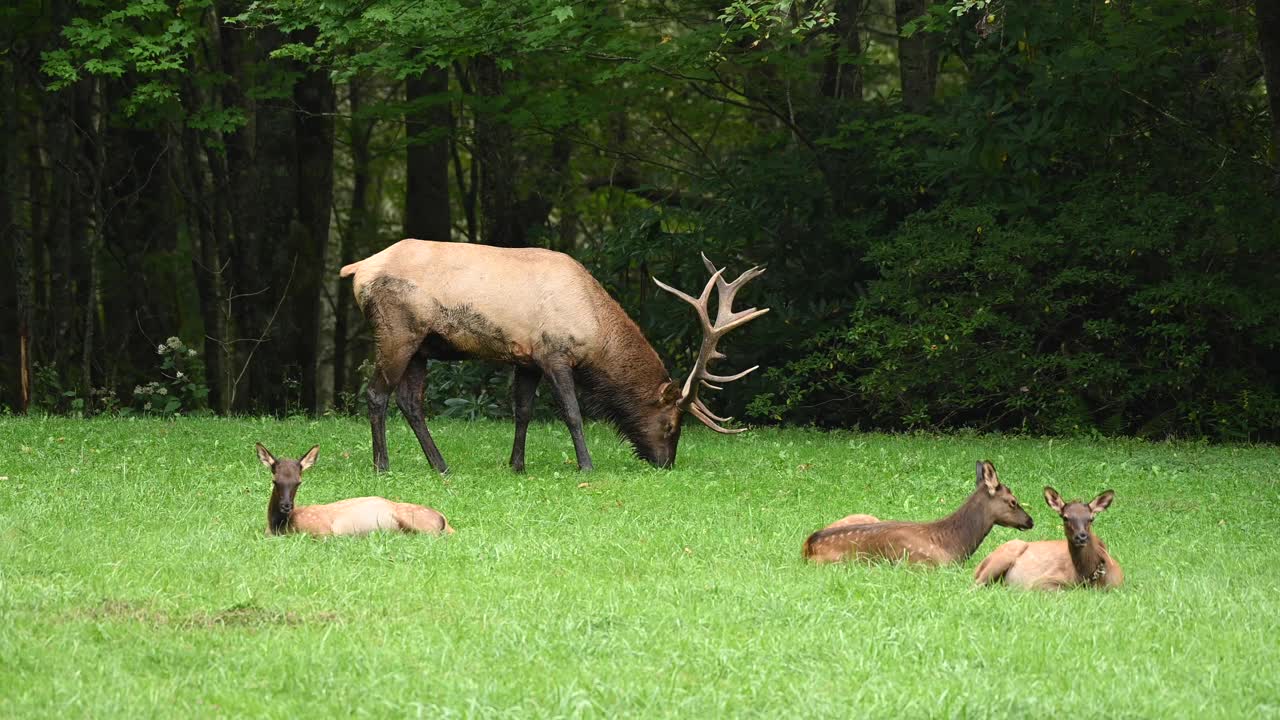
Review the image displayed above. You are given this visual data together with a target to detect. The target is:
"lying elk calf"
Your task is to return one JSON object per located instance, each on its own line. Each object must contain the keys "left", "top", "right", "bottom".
{"left": 802, "top": 461, "right": 1034, "bottom": 565}
{"left": 974, "top": 487, "right": 1123, "bottom": 590}
{"left": 340, "top": 240, "right": 768, "bottom": 473}
{"left": 257, "top": 443, "right": 452, "bottom": 537}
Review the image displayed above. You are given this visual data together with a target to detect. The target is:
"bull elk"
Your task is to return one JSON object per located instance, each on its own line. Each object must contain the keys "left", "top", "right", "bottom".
{"left": 339, "top": 240, "right": 768, "bottom": 473}
{"left": 257, "top": 443, "right": 453, "bottom": 537}
{"left": 974, "top": 487, "right": 1123, "bottom": 590}
{"left": 802, "top": 461, "right": 1034, "bottom": 565}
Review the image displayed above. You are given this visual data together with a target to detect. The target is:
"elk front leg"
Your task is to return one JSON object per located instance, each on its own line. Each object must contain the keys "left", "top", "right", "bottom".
{"left": 396, "top": 355, "right": 449, "bottom": 474}
{"left": 509, "top": 365, "right": 542, "bottom": 473}
{"left": 541, "top": 360, "right": 593, "bottom": 471}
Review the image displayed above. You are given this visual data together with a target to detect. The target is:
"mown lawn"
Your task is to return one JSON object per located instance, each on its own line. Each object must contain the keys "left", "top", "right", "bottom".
{"left": 1, "top": 416, "right": 1277, "bottom": 718}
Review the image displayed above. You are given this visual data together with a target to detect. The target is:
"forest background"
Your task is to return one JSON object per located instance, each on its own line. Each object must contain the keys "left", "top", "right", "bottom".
{"left": 2, "top": 0, "right": 1278, "bottom": 442}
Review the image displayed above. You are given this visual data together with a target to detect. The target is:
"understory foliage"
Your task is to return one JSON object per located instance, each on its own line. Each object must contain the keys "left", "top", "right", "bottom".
{"left": 752, "top": 187, "right": 1280, "bottom": 440}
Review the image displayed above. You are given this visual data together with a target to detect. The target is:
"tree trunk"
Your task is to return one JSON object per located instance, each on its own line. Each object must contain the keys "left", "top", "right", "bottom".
{"left": 1, "top": 53, "right": 32, "bottom": 412}
{"left": 405, "top": 67, "right": 452, "bottom": 241}
{"left": 473, "top": 55, "right": 525, "bottom": 247}
{"left": 896, "top": 0, "right": 938, "bottom": 113}
{"left": 335, "top": 78, "right": 374, "bottom": 406}
{"left": 291, "top": 29, "right": 335, "bottom": 414}
{"left": 79, "top": 77, "right": 105, "bottom": 411}
{"left": 820, "top": 0, "right": 866, "bottom": 102}
{"left": 1259, "top": 0, "right": 1280, "bottom": 187}
{"left": 234, "top": 26, "right": 298, "bottom": 413}
{"left": 44, "top": 86, "right": 80, "bottom": 391}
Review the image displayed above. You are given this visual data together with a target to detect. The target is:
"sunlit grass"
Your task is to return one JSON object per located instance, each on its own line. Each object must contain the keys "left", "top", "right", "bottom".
{"left": 1, "top": 416, "right": 1277, "bottom": 717}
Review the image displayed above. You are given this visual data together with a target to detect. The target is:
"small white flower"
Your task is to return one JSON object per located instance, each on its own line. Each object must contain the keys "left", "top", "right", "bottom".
{"left": 187, "top": 349, "right": 197, "bottom": 357}
{"left": 144, "top": 402, "right": 152, "bottom": 410}
{"left": 134, "top": 385, "right": 144, "bottom": 395}
{"left": 157, "top": 344, "right": 166, "bottom": 354}
{"left": 175, "top": 371, "right": 185, "bottom": 379}
{"left": 158, "top": 387, "right": 168, "bottom": 396}
{"left": 166, "top": 336, "right": 181, "bottom": 349}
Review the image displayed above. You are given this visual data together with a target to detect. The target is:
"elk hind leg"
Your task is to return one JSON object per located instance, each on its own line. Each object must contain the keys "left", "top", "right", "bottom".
{"left": 509, "top": 365, "right": 542, "bottom": 473}
{"left": 368, "top": 342, "right": 417, "bottom": 473}
{"left": 823, "top": 514, "right": 881, "bottom": 531}
{"left": 396, "top": 354, "right": 449, "bottom": 474}
{"left": 973, "top": 540, "right": 1028, "bottom": 586}
{"left": 393, "top": 503, "right": 452, "bottom": 535}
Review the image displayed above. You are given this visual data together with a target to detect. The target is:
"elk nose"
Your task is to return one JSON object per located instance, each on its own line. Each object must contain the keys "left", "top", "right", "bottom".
{"left": 280, "top": 502, "right": 294, "bottom": 514}
{"left": 1072, "top": 532, "right": 1088, "bottom": 545}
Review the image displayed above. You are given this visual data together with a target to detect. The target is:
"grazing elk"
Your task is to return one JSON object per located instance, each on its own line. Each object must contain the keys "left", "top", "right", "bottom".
{"left": 974, "top": 487, "right": 1123, "bottom": 590}
{"left": 257, "top": 443, "right": 453, "bottom": 537}
{"left": 802, "top": 461, "right": 1034, "bottom": 565}
{"left": 339, "top": 240, "right": 768, "bottom": 473}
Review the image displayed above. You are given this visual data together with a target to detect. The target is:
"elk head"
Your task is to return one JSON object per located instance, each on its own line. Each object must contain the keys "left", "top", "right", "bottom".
{"left": 257, "top": 443, "right": 319, "bottom": 534}
{"left": 976, "top": 460, "right": 1035, "bottom": 530}
{"left": 644, "top": 254, "right": 769, "bottom": 467}
{"left": 1044, "top": 486, "right": 1114, "bottom": 547}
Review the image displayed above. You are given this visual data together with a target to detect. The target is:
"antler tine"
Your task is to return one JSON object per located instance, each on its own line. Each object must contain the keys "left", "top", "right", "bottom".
{"left": 693, "top": 397, "right": 732, "bottom": 422}
{"left": 702, "top": 254, "right": 767, "bottom": 326}
{"left": 703, "top": 365, "right": 759, "bottom": 384}
{"left": 689, "top": 401, "right": 747, "bottom": 434}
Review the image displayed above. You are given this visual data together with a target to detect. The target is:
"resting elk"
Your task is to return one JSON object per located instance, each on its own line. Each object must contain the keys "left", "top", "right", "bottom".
{"left": 257, "top": 443, "right": 453, "bottom": 537}
{"left": 974, "top": 487, "right": 1123, "bottom": 590}
{"left": 802, "top": 461, "right": 1034, "bottom": 565}
{"left": 339, "top": 240, "right": 768, "bottom": 473}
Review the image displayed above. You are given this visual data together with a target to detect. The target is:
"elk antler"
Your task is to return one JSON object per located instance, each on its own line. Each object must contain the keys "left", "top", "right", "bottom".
{"left": 653, "top": 254, "right": 769, "bottom": 433}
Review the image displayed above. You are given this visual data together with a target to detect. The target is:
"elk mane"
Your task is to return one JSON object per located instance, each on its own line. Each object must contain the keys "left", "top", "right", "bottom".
{"left": 573, "top": 306, "right": 671, "bottom": 461}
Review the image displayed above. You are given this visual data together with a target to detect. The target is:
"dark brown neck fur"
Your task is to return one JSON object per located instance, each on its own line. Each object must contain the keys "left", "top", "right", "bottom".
{"left": 576, "top": 309, "right": 672, "bottom": 449}
{"left": 267, "top": 487, "right": 293, "bottom": 535}
{"left": 1067, "top": 533, "right": 1108, "bottom": 584}
{"left": 925, "top": 490, "right": 998, "bottom": 562}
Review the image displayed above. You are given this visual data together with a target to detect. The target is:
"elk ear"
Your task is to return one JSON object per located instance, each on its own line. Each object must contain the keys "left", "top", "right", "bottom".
{"left": 256, "top": 443, "right": 276, "bottom": 469}
{"left": 976, "top": 461, "right": 999, "bottom": 495}
{"left": 299, "top": 445, "right": 320, "bottom": 471}
{"left": 658, "top": 381, "right": 681, "bottom": 406}
{"left": 1043, "top": 486, "right": 1066, "bottom": 514}
{"left": 1088, "top": 490, "right": 1115, "bottom": 515}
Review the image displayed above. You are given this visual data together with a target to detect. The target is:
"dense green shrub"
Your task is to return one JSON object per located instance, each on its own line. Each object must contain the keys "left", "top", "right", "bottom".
{"left": 751, "top": 181, "right": 1280, "bottom": 441}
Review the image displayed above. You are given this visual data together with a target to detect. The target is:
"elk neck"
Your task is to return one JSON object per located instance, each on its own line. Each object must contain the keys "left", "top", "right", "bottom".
{"left": 266, "top": 485, "right": 293, "bottom": 536}
{"left": 1067, "top": 531, "right": 1109, "bottom": 584}
{"left": 925, "top": 490, "right": 999, "bottom": 562}
{"left": 576, "top": 311, "right": 672, "bottom": 439}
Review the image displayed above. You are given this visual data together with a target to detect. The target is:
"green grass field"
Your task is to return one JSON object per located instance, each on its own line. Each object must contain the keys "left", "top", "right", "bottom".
{"left": 1, "top": 416, "right": 1278, "bottom": 718}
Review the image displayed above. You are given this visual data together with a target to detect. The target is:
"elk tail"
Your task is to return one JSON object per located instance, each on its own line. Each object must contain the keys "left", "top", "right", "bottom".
{"left": 339, "top": 260, "right": 362, "bottom": 278}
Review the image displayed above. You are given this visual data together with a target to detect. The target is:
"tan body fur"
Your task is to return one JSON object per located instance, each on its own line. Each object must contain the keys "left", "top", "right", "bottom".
{"left": 806, "top": 520, "right": 967, "bottom": 565}
{"left": 343, "top": 240, "right": 650, "bottom": 370}
{"left": 803, "top": 461, "right": 1034, "bottom": 566}
{"left": 283, "top": 496, "right": 453, "bottom": 537}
